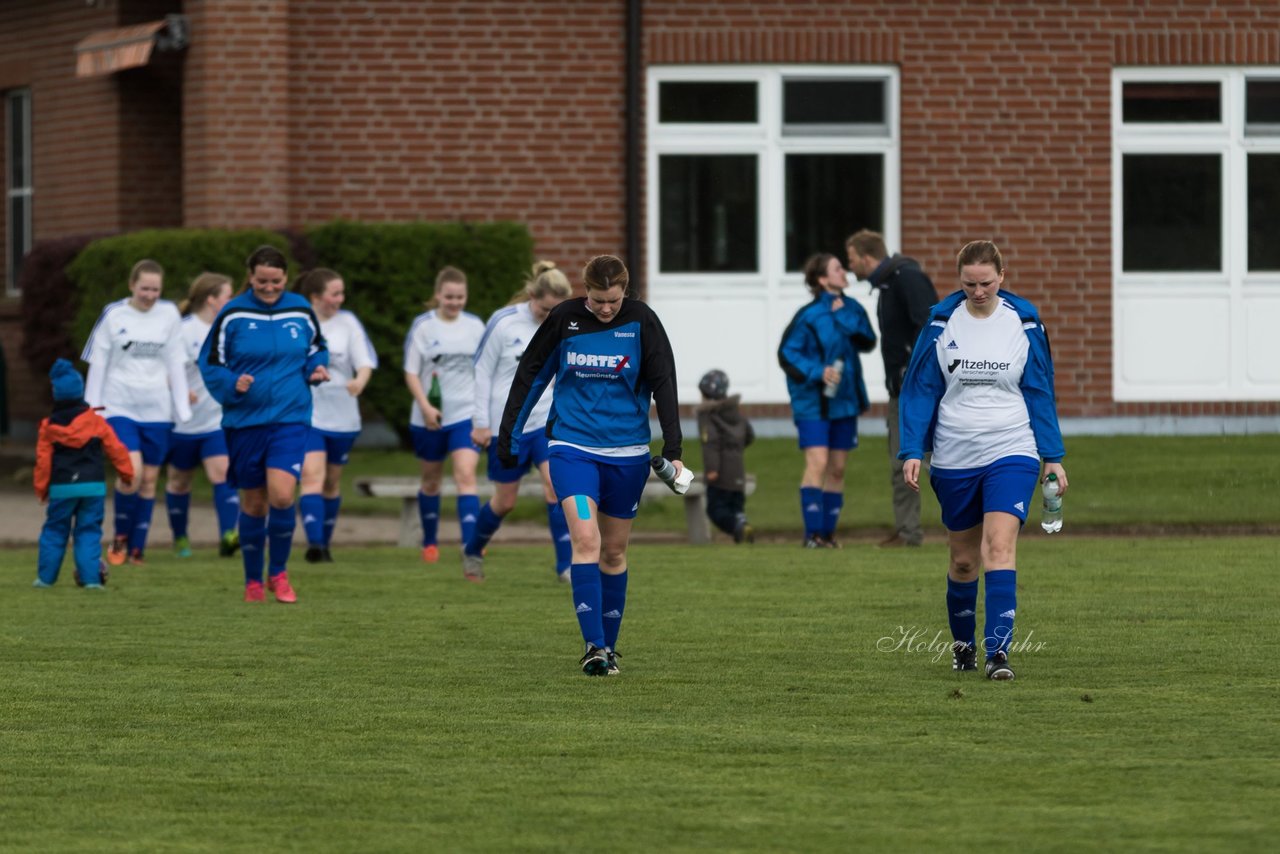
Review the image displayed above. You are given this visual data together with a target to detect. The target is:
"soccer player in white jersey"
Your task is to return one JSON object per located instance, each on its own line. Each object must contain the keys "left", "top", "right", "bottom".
{"left": 296, "top": 269, "right": 378, "bottom": 563}
{"left": 165, "top": 273, "right": 241, "bottom": 559}
{"left": 898, "top": 240, "right": 1068, "bottom": 681}
{"left": 404, "top": 266, "right": 485, "bottom": 566}
{"left": 462, "top": 261, "right": 573, "bottom": 583}
{"left": 82, "top": 259, "right": 192, "bottom": 566}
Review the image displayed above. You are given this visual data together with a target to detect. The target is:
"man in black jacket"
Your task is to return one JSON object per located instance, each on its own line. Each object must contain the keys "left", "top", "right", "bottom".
{"left": 846, "top": 230, "right": 936, "bottom": 547}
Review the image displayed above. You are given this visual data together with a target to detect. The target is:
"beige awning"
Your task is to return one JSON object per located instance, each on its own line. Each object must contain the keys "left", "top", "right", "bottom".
{"left": 74, "top": 20, "right": 169, "bottom": 78}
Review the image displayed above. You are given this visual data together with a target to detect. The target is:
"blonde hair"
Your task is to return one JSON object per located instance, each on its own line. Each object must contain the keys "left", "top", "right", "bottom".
{"left": 178, "top": 272, "right": 233, "bottom": 315}
{"left": 129, "top": 259, "right": 163, "bottom": 285}
{"left": 507, "top": 260, "right": 572, "bottom": 305}
{"left": 426, "top": 265, "right": 467, "bottom": 309}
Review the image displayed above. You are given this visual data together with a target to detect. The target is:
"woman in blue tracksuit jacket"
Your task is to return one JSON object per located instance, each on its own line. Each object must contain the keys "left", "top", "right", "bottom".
{"left": 777, "top": 252, "right": 877, "bottom": 548}
{"left": 199, "top": 246, "right": 329, "bottom": 604}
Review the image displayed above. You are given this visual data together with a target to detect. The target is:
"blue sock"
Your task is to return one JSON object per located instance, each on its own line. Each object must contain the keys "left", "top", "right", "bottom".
{"left": 323, "top": 496, "right": 341, "bottom": 546}
{"left": 800, "top": 487, "right": 823, "bottom": 537}
{"left": 466, "top": 503, "right": 504, "bottom": 556}
{"left": 299, "top": 494, "right": 325, "bottom": 546}
{"left": 166, "top": 491, "right": 190, "bottom": 539}
{"left": 601, "top": 570, "right": 628, "bottom": 650}
{"left": 268, "top": 505, "right": 296, "bottom": 577}
{"left": 822, "top": 491, "right": 844, "bottom": 538}
{"left": 457, "top": 494, "right": 480, "bottom": 547}
{"left": 213, "top": 482, "right": 240, "bottom": 536}
{"left": 547, "top": 502, "right": 572, "bottom": 573}
{"left": 129, "top": 497, "right": 155, "bottom": 553}
{"left": 418, "top": 492, "right": 440, "bottom": 546}
{"left": 113, "top": 489, "right": 137, "bottom": 541}
{"left": 570, "top": 562, "right": 605, "bottom": 649}
{"left": 984, "top": 570, "right": 1018, "bottom": 657}
{"left": 240, "top": 513, "right": 266, "bottom": 584}
{"left": 946, "top": 576, "right": 979, "bottom": 647}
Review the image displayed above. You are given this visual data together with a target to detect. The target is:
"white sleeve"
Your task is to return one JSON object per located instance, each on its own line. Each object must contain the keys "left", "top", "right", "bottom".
{"left": 81, "top": 308, "right": 114, "bottom": 365}
{"left": 471, "top": 318, "right": 503, "bottom": 429}
{"left": 403, "top": 322, "right": 423, "bottom": 375}
{"left": 349, "top": 314, "right": 378, "bottom": 371}
{"left": 167, "top": 315, "right": 192, "bottom": 423}
{"left": 85, "top": 359, "right": 106, "bottom": 408}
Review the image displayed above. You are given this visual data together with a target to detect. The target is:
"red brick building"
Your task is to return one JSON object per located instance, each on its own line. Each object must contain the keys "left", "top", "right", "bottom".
{"left": 3, "top": 0, "right": 1279, "bottom": 436}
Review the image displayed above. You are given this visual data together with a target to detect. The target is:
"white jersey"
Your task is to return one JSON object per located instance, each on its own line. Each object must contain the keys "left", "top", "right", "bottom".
{"left": 404, "top": 309, "right": 485, "bottom": 428}
{"left": 473, "top": 303, "right": 554, "bottom": 433}
{"left": 82, "top": 299, "right": 190, "bottom": 424}
{"left": 311, "top": 310, "right": 378, "bottom": 433}
{"left": 175, "top": 315, "right": 222, "bottom": 435}
{"left": 931, "top": 299, "right": 1038, "bottom": 470}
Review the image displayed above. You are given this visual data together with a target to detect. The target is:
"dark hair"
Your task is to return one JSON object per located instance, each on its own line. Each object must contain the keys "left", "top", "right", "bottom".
{"left": 178, "top": 272, "right": 233, "bottom": 316}
{"left": 802, "top": 253, "right": 837, "bottom": 294}
{"left": 296, "top": 268, "right": 342, "bottom": 301}
{"left": 246, "top": 245, "right": 288, "bottom": 273}
{"left": 129, "top": 259, "right": 163, "bottom": 285}
{"left": 956, "top": 240, "right": 1004, "bottom": 274}
{"left": 582, "top": 255, "right": 629, "bottom": 292}
{"left": 845, "top": 229, "right": 887, "bottom": 260}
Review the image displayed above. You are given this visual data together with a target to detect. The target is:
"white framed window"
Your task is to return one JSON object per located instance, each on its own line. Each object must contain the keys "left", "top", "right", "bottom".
{"left": 1113, "top": 68, "right": 1280, "bottom": 400}
{"left": 5, "top": 88, "right": 33, "bottom": 295}
{"left": 647, "top": 65, "right": 900, "bottom": 403}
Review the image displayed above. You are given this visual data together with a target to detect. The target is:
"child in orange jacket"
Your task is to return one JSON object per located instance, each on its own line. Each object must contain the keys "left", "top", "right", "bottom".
{"left": 33, "top": 359, "right": 134, "bottom": 588}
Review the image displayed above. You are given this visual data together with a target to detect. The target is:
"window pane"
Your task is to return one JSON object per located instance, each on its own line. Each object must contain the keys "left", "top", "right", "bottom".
{"left": 8, "top": 93, "right": 27, "bottom": 187}
{"left": 1248, "top": 154, "right": 1280, "bottom": 271}
{"left": 785, "top": 154, "right": 883, "bottom": 271}
{"left": 1246, "top": 79, "right": 1280, "bottom": 127}
{"left": 658, "top": 82, "right": 757, "bottom": 123}
{"left": 658, "top": 155, "right": 757, "bottom": 273}
{"left": 783, "top": 79, "right": 885, "bottom": 125}
{"left": 1122, "top": 82, "right": 1220, "bottom": 123}
{"left": 9, "top": 196, "right": 28, "bottom": 285}
{"left": 1122, "top": 154, "right": 1220, "bottom": 272}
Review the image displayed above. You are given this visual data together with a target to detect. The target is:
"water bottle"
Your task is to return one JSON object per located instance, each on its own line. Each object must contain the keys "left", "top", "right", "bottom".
{"left": 427, "top": 372, "right": 443, "bottom": 410}
{"left": 1040, "top": 473, "right": 1063, "bottom": 534}
{"left": 823, "top": 358, "right": 844, "bottom": 398}
{"left": 651, "top": 456, "right": 694, "bottom": 494}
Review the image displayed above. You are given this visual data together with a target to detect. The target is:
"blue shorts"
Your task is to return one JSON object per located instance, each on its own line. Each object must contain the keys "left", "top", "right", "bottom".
{"left": 488, "top": 429, "right": 550, "bottom": 483}
{"left": 167, "top": 430, "right": 229, "bottom": 471}
{"left": 410, "top": 421, "right": 478, "bottom": 462}
{"left": 930, "top": 456, "right": 1041, "bottom": 531}
{"left": 224, "top": 423, "right": 310, "bottom": 490}
{"left": 548, "top": 446, "right": 651, "bottom": 520}
{"left": 305, "top": 428, "right": 359, "bottom": 466}
{"left": 107, "top": 417, "right": 172, "bottom": 466}
{"left": 796, "top": 417, "right": 858, "bottom": 451}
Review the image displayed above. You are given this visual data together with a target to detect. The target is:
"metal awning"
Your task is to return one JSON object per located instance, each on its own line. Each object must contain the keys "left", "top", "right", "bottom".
{"left": 74, "top": 15, "right": 188, "bottom": 78}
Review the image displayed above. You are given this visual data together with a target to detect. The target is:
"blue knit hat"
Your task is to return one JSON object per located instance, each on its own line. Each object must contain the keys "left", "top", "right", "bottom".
{"left": 50, "top": 358, "right": 85, "bottom": 401}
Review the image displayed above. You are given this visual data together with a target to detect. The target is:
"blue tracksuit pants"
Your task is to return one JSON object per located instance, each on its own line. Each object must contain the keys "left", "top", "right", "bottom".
{"left": 38, "top": 495, "right": 105, "bottom": 585}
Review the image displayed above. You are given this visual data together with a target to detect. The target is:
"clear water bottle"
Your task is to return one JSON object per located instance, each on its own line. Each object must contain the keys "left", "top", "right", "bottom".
{"left": 1040, "top": 473, "right": 1063, "bottom": 534}
{"left": 823, "top": 358, "right": 844, "bottom": 398}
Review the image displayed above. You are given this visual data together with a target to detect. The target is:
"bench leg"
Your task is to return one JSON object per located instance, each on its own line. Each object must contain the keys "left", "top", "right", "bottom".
{"left": 684, "top": 493, "right": 712, "bottom": 545}
{"left": 400, "top": 497, "right": 421, "bottom": 549}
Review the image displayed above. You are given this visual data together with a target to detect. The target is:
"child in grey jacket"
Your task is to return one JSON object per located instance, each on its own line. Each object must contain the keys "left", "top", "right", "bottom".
{"left": 695, "top": 370, "right": 755, "bottom": 543}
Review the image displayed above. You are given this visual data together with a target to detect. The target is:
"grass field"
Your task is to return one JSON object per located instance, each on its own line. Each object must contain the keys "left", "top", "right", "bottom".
{"left": 4, "top": 537, "right": 1278, "bottom": 851}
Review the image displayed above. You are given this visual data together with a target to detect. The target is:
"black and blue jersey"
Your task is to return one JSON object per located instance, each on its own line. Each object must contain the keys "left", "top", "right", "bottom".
{"left": 497, "top": 296, "right": 682, "bottom": 463}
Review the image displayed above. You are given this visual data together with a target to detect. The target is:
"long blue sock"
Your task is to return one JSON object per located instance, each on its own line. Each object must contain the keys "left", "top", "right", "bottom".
{"left": 466, "top": 503, "right": 503, "bottom": 556}
{"left": 129, "top": 497, "right": 155, "bottom": 553}
{"left": 268, "top": 505, "right": 296, "bottom": 577}
{"left": 240, "top": 513, "right": 266, "bottom": 584}
{"left": 946, "top": 576, "right": 979, "bottom": 647}
{"left": 800, "top": 487, "right": 823, "bottom": 538}
{"left": 601, "top": 570, "right": 628, "bottom": 650}
{"left": 418, "top": 492, "right": 440, "bottom": 546}
{"left": 547, "top": 502, "right": 572, "bottom": 573}
{"left": 113, "top": 489, "right": 137, "bottom": 541}
{"left": 457, "top": 494, "right": 480, "bottom": 547}
{"left": 213, "top": 481, "right": 239, "bottom": 536}
{"left": 984, "top": 570, "right": 1018, "bottom": 657}
{"left": 166, "top": 491, "right": 190, "bottom": 539}
{"left": 299, "top": 494, "right": 325, "bottom": 546}
{"left": 822, "top": 491, "right": 844, "bottom": 538}
{"left": 570, "top": 562, "right": 605, "bottom": 649}
{"left": 323, "top": 496, "right": 341, "bottom": 546}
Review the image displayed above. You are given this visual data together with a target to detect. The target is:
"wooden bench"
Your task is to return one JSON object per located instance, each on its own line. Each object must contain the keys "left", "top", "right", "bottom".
{"left": 354, "top": 474, "right": 757, "bottom": 547}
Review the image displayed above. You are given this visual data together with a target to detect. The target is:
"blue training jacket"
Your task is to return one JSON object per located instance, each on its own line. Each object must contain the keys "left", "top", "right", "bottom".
{"left": 897, "top": 289, "right": 1065, "bottom": 463}
{"left": 777, "top": 290, "right": 877, "bottom": 421}
{"left": 198, "top": 290, "right": 328, "bottom": 430}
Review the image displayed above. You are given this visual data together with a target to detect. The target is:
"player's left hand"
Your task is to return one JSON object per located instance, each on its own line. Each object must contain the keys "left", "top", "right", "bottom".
{"left": 309, "top": 366, "right": 330, "bottom": 385}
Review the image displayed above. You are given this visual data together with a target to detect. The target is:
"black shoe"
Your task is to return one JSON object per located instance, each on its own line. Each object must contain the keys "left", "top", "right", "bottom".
{"left": 321, "top": 547, "right": 335, "bottom": 563}
{"left": 580, "top": 644, "right": 609, "bottom": 677}
{"left": 803, "top": 535, "right": 826, "bottom": 549}
{"left": 952, "top": 642, "right": 977, "bottom": 672}
{"left": 304, "top": 545, "right": 325, "bottom": 564}
{"left": 605, "top": 648, "right": 621, "bottom": 676}
{"left": 985, "top": 651, "right": 1015, "bottom": 681}
{"left": 219, "top": 530, "right": 241, "bottom": 558}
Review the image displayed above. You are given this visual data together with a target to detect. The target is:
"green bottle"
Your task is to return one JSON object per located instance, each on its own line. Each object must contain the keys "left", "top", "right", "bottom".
{"left": 427, "top": 372, "right": 443, "bottom": 410}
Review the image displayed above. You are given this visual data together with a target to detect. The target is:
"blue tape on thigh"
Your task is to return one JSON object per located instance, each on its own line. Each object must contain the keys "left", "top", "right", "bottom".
{"left": 575, "top": 494, "right": 592, "bottom": 520}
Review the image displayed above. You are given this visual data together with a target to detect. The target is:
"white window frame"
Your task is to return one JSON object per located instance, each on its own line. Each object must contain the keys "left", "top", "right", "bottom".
{"left": 5, "top": 88, "right": 33, "bottom": 295}
{"left": 1112, "top": 67, "right": 1280, "bottom": 401}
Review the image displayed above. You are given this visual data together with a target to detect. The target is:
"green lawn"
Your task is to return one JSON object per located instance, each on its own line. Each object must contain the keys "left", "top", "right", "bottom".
{"left": 3, "top": 537, "right": 1278, "bottom": 851}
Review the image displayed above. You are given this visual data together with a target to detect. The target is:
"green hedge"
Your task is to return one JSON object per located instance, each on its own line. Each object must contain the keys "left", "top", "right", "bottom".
{"left": 62, "top": 222, "right": 535, "bottom": 444}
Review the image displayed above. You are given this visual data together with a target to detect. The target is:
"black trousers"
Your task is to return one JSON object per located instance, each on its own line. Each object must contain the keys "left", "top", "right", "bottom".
{"left": 705, "top": 485, "right": 746, "bottom": 536}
